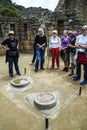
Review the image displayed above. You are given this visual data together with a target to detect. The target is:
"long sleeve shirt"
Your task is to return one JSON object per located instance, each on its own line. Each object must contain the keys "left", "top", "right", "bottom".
{"left": 35, "top": 35, "right": 47, "bottom": 47}
{"left": 49, "top": 36, "right": 61, "bottom": 48}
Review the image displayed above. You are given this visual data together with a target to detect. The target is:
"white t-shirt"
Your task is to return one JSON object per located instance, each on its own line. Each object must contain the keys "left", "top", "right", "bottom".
{"left": 49, "top": 36, "right": 61, "bottom": 48}
{"left": 76, "top": 34, "right": 87, "bottom": 52}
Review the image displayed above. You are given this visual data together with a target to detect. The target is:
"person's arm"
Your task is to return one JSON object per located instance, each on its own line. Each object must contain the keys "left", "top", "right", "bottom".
{"left": 1, "top": 39, "right": 10, "bottom": 50}
{"left": 59, "top": 37, "right": 62, "bottom": 50}
{"left": 35, "top": 35, "right": 41, "bottom": 48}
{"left": 49, "top": 37, "right": 52, "bottom": 50}
{"left": 41, "top": 36, "right": 47, "bottom": 47}
{"left": 79, "top": 43, "right": 87, "bottom": 49}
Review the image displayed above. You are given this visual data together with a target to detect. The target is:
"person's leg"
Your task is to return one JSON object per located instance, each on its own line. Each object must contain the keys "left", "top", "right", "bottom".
{"left": 76, "top": 62, "right": 81, "bottom": 78}
{"left": 69, "top": 53, "right": 74, "bottom": 76}
{"left": 73, "top": 61, "right": 81, "bottom": 80}
{"left": 84, "top": 64, "right": 87, "bottom": 81}
{"left": 35, "top": 47, "right": 40, "bottom": 72}
{"left": 8, "top": 57, "right": 14, "bottom": 77}
{"left": 64, "top": 52, "right": 68, "bottom": 72}
{"left": 51, "top": 48, "right": 55, "bottom": 68}
{"left": 40, "top": 47, "right": 46, "bottom": 69}
{"left": 14, "top": 57, "right": 20, "bottom": 75}
{"left": 32, "top": 47, "right": 36, "bottom": 63}
{"left": 55, "top": 48, "right": 59, "bottom": 67}
{"left": 80, "top": 64, "right": 87, "bottom": 85}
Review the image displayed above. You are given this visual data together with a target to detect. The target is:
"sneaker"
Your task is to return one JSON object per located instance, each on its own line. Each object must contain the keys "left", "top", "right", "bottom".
{"left": 68, "top": 73, "right": 73, "bottom": 76}
{"left": 80, "top": 80, "right": 87, "bottom": 85}
{"left": 63, "top": 67, "right": 66, "bottom": 71}
{"left": 10, "top": 74, "right": 13, "bottom": 77}
{"left": 73, "top": 77, "right": 80, "bottom": 81}
{"left": 17, "top": 72, "right": 21, "bottom": 75}
{"left": 50, "top": 67, "right": 54, "bottom": 69}
{"left": 29, "top": 61, "right": 34, "bottom": 65}
{"left": 40, "top": 68, "right": 45, "bottom": 70}
{"left": 65, "top": 67, "right": 68, "bottom": 72}
{"left": 73, "top": 75, "right": 78, "bottom": 78}
{"left": 68, "top": 71, "right": 74, "bottom": 76}
{"left": 35, "top": 69, "right": 38, "bottom": 72}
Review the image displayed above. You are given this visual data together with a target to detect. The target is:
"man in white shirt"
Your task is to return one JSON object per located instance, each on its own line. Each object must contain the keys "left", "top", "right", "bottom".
{"left": 73, "top": 25, "right": 87, "bottom": 85}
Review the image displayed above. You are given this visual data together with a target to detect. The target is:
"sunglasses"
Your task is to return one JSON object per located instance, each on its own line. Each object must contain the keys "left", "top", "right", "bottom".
{"left": 82, "top": 29, "right": 87, "bottom": 31}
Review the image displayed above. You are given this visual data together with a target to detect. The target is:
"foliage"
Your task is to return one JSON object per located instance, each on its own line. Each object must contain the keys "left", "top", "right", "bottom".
{"left": 0, "top": 8, "right": 20, "bottom": 17}
{"left": 0, "top": 0, "right": 12, "bottom": 4}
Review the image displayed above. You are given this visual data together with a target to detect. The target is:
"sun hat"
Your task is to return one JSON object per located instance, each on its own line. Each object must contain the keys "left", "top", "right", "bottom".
{"left": 8, "top": 30, "right": 14, "bottom": 35}
{"left": 52, "top": 30, "right": 57, "bottom": 34}
{"left": 72, "top": 31, "right": 78, "bottom": 35}
{"left": 82, "top": 25, "right": 87, "bottom": 30}
{"left": 63, "top": 30, "right": 68, "bottom": 33}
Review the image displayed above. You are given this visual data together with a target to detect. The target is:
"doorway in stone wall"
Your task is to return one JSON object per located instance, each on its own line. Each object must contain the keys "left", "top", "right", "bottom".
{"left": 57, "top": 20, "right": 64, "bottom": 37}
{"left": 10, "top": 24, "right": 15, "bottom": 33}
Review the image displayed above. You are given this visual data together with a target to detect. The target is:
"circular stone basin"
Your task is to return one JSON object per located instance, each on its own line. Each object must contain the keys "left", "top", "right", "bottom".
{"left": 10, "top": 76, "right": 30, "bottom": 87}
{"left": 34, "top": 92, "right": 57, "bottom": 110}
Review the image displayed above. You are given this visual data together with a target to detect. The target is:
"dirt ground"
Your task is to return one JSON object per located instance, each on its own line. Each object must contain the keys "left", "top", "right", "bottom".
{"left": 0, "top": 53, "right": 87, "bottom": 130}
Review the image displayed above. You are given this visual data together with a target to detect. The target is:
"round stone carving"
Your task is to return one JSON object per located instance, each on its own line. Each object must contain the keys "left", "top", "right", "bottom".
{"left": 10, "top": 76, "right": 30, "bottom": 87}
{"left": 34, "top": 92, "right": 57, "bottom": 109}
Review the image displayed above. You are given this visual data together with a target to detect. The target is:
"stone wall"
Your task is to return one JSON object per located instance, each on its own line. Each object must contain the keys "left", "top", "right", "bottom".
{"left": 0, "top": 7, "right": 55, "bottom": 55}
{"left": 55, "top": 0, "right": 87, "bottom": 35}
{"left": 0, "top": 1, "right": 87, "bottom": 55}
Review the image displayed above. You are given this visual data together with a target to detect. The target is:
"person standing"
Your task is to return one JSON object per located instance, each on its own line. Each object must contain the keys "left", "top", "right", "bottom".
{"left": 34, "top": 28, "right": 47, "bottom": 72}
{"left": 1, "top": 31, "right": 21, "bottom": 77}
{"left": 60, "top": 30, "right": 71, "bottom": 72}
{"left": 68, "top": 31, "right": 78, "bottom": 76}
{"left": 49, "top": 30, "right": 61, "bottom": 69}
{"left": 73, "top": 25, "right": 87, "bottom": 85}
{"left": 29, "top": 42, "right": 36, "bottom": 65}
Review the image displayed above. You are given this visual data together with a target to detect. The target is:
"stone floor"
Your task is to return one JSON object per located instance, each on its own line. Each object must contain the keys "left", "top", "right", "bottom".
{"left": 0, "top": 53, "right": 87, "bottom": 130}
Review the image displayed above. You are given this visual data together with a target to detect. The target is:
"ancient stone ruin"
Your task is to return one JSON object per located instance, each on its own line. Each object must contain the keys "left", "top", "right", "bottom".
{"left": 0, "top": 0, "right": 87, "bottom": 55}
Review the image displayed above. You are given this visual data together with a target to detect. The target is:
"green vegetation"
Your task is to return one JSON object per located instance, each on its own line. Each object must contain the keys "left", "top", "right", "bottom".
{"left": 0, "top": 0, "right": 12, "bottom": 4}
{"left": 0, "top": 0, "right": 25, "bottom": 17}
{"left": 0, "top": 8, "right": 20, "bottom": 17}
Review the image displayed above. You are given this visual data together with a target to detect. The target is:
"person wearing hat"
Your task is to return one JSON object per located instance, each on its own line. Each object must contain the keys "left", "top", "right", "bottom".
{"left": 68, "top": 31, "right": 78, "bottom": 76}
{"left": 73, "top": 25, "right": 87, "bottom": 85}
{"left": 60, "top": 30, "right": 71, "bottom": 72}
{"left": 1, "top": 30, "right": 21, "bottom": 77}
{"left": 49, "top": 30, "right": 61, "bottom": 69}
{"left": 34, "top": 27, "right": 47, "bottom": 72}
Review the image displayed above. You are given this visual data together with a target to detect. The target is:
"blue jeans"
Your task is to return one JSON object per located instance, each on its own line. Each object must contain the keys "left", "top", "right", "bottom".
{"left": 8, "top": 56, "right": 20, "bottom": 75}
{"left": 35, "top": 47, "right": 46, "bottom": 71}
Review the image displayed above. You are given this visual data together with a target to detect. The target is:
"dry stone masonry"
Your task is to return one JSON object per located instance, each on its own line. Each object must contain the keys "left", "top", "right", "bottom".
{"left": 0, "top": 0, "right": 87, "bottom": 55}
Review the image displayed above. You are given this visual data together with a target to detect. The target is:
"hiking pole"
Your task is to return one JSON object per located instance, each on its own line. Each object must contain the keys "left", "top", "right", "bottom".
{"left": 47, "top": 49, "right": 51, "bottom": 69}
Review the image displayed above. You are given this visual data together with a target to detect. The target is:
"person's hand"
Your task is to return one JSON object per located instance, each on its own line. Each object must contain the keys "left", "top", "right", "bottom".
{"left": 50, "top": 48, "right": 52, "bottom": 51}
{"left": 6, "top": 47, "right": 10, "bottom": 50}
{"left": 75, "top": 44, "right": 80, "bottom": 48}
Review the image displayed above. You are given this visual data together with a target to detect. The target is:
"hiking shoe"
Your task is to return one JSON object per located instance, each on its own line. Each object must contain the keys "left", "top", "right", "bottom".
{"left": 63, "top": 67, "right": 66, "bottom": 71}
{"left": 73, "top": 77, "right": 80, "bottom": 81}
{"left": 40, "top": 68, "right": 45, "bottom": 70}
{"left": 10, "top": 74, "right": 13, "bottom": 77}
{"left": 68, "top": 73, "right": 73, "bottom": 76}
{"left": 17, "top": 72, "right": 21, "bottom": 75}
{"left": 65, "top": 67, "right": 68, "bottom": 72}
{"left": 73, "top": 75, "right": 78, "bottom": 78}
{"left": 50, "top": 67, "right": 54, "bottom": 69}
{"left": 68, "top": 71, "right": 74, "bottom": 76}
{"left": 80, "top": 80, "right": 87, "bottom": 85}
